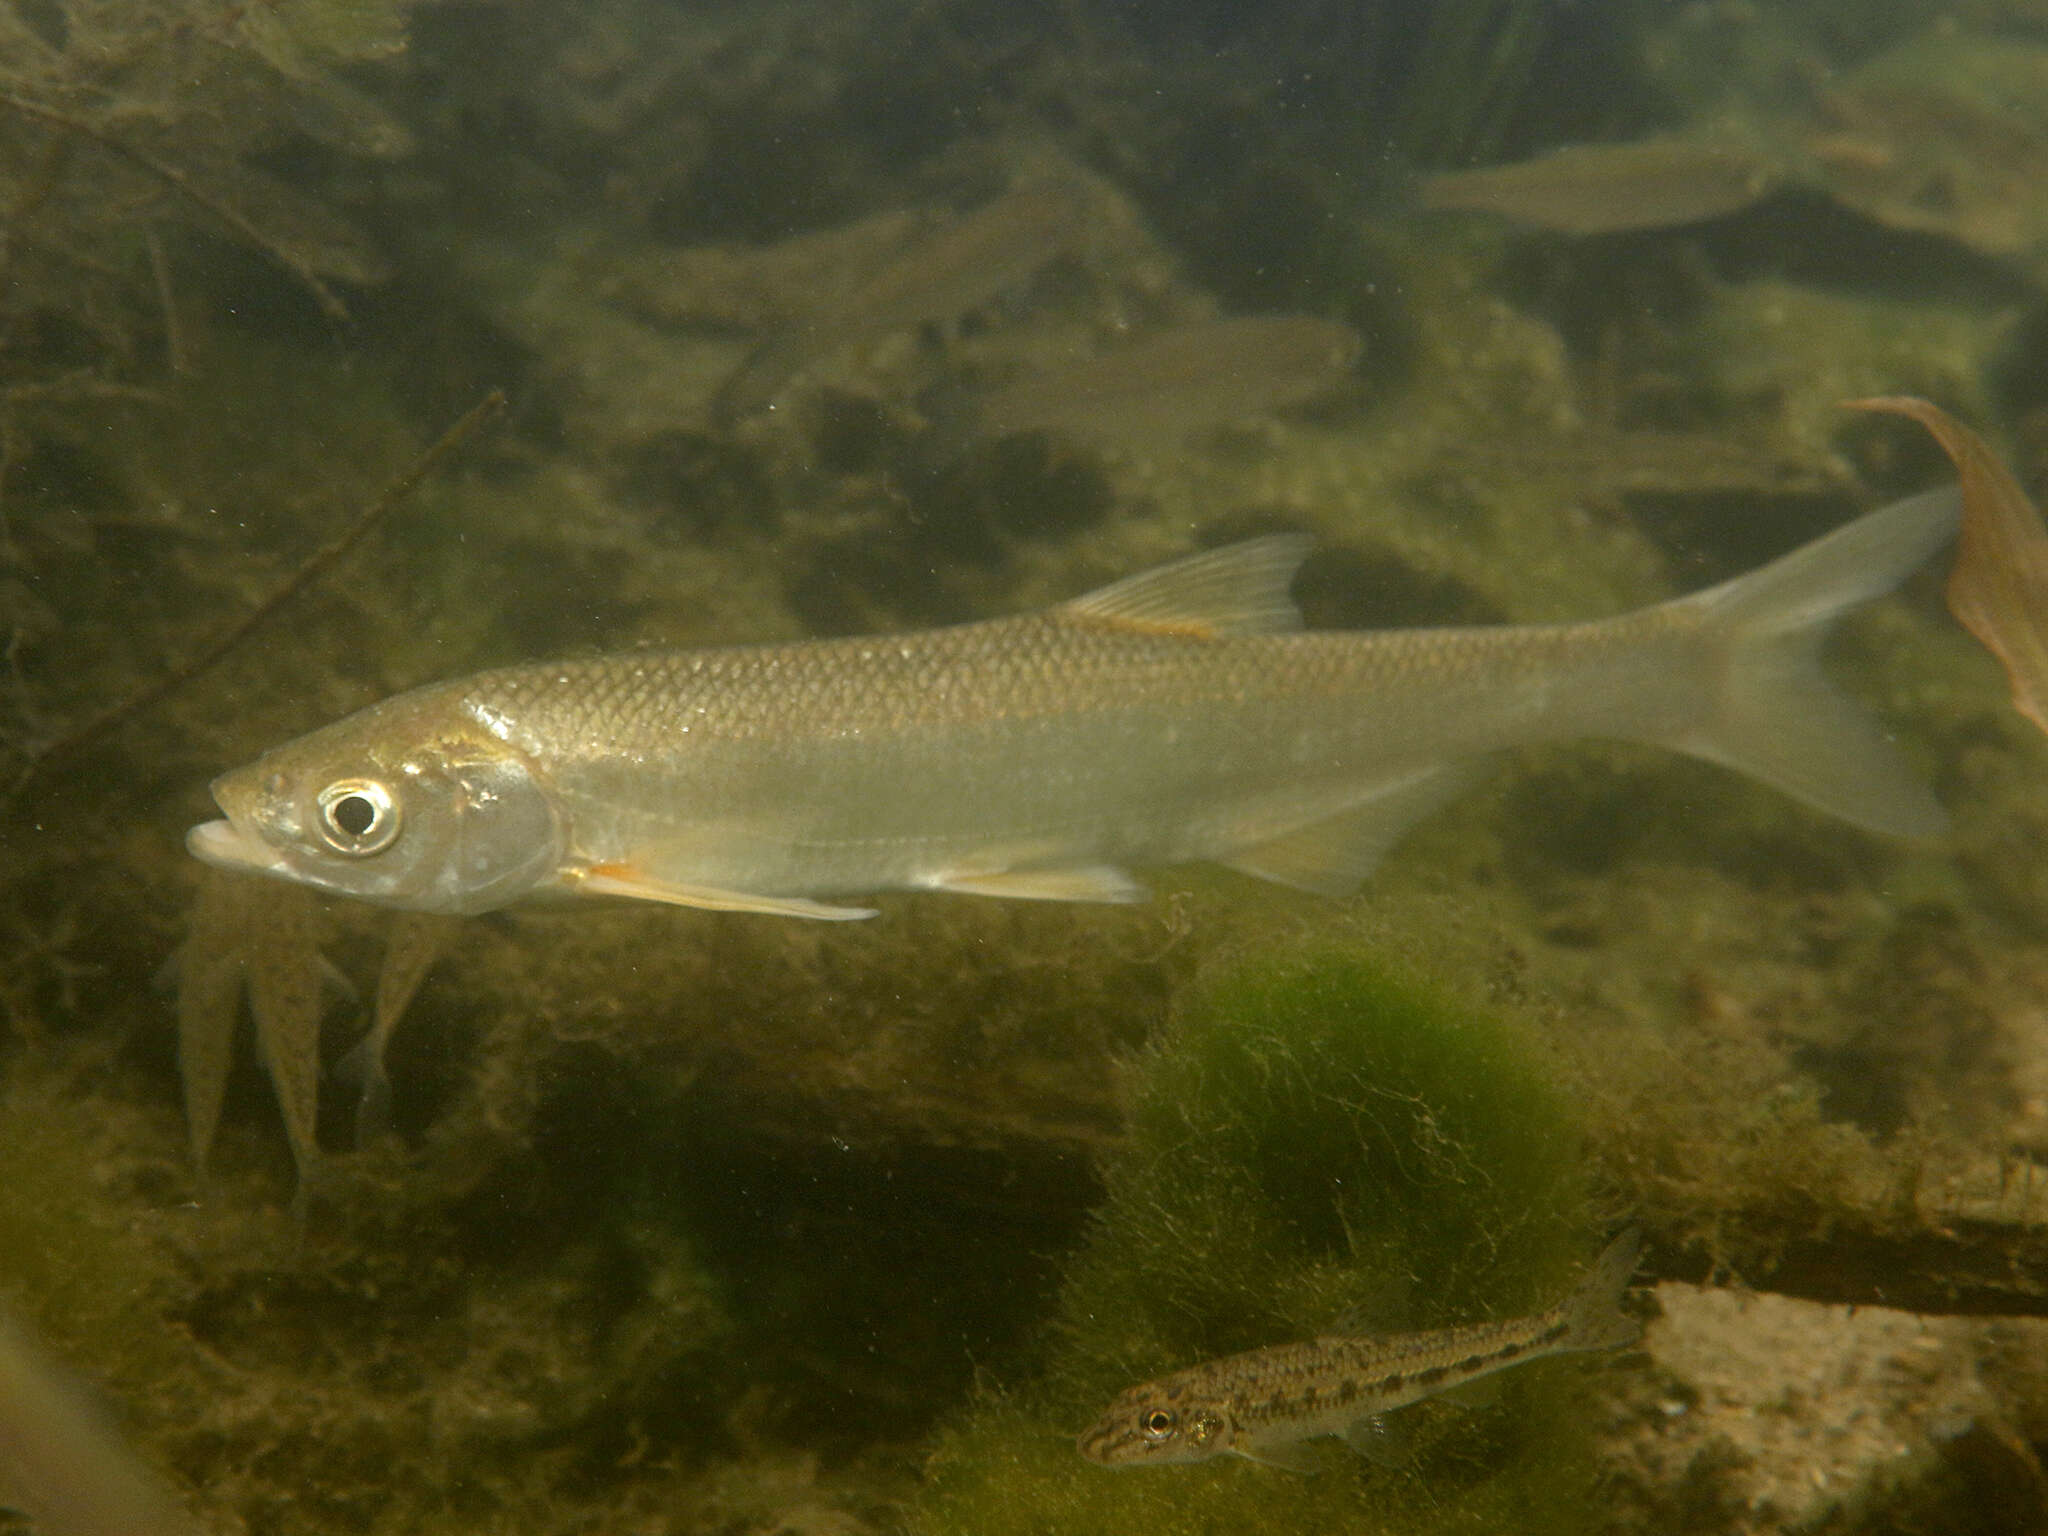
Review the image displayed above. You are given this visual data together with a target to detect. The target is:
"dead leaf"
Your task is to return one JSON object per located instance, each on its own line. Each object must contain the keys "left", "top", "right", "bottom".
{"left": 1848, "top": 396, "right": 2048, "bottom": 738}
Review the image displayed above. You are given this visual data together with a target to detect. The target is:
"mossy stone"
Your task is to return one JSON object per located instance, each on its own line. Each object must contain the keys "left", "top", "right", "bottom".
{"left": 912, "top": 941, "right": 1614, "bottom": 1535}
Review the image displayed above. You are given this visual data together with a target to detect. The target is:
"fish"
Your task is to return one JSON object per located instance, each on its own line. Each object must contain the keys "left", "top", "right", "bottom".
{"left": 1419, "top": 138, "right": 1778, "bottom": 236}
{"left": 186, "top": 487, "right": 1959, "bottom": 920}
{"left": 969, "top": 315, "right": 1360, "bottom": 445}
{"left": 1076, "top": 1230, "right": 1642, "bottom": 1470}
{"left": 175, "top": 873, "right": 328, "bottom": 1187}
{"left": 710, "top": 177, "right": 1092, "bottom": 425}
{"left": 1846, "top": 397, "right": 2048, "bottom": 742}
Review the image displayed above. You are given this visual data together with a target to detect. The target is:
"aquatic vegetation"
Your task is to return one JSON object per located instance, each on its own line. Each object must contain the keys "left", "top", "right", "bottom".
{"left": 3, "top": 5, "right": 2045, "bottom": 1533}
{"left": 0, "top": 1048, "right": 755, "bottom": 1536}
{"left": 0, "top": 0, "right": 420, "bottom": 506}
{"left": 1848, "top": 397, "right": 2048, "bottom": 742}
{"left": 912, "top": 942, "right": 1613, "bottom": 1534}
{"left": 0, "top": 0, "right": 414, "bottom": 329}
{"left": 1391, "top": 0, "right": 1563, "bottom": 169}
{"left": 0, "top": 0, "right": 432, "bottom": 802}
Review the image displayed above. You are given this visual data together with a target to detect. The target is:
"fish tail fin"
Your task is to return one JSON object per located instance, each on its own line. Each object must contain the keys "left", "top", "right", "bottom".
{"left": 1559, "top": 1228, "right": 1643, "bottom": 1353}
{"left": 1663, "top": 487, "right": 1958, "bottom": 839}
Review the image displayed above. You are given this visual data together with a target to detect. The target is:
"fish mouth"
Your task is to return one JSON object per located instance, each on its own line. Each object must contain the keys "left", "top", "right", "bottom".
{"left": 185, "top": 816, "right": 290, "bottom": 878}
{"left": 186, "top": 766, "right": 293, "bottom": 877}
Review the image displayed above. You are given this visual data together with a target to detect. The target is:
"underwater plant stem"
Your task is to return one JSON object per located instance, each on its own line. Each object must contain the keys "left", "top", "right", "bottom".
{"left": 1396, "top": 0, "right": 1552, "bottom": 168}
{"left": 0, "top": 389, "right": 508, "bottom": 814}
{"left": 0, "top": 91, "right": 350, "bottom": 322}
{"left": 145, "top": 228, "right": 187, "bottom": 377}
{"left": 0, "top": 131, "right": 75, "bottom": 354}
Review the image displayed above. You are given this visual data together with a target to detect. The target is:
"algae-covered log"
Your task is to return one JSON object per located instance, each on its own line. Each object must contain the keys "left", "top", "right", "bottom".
{"left": 1658, "top": 1209, "right": 2048, "bottom": 1319}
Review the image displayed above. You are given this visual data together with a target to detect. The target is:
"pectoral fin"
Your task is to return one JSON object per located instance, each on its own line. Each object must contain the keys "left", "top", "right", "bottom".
{"left": 1437, "top": 1374, "right": 1504, "bottom": 1410}
{"left": 1343, "top": 1412, "right": 1417, "bottom": 1468}
{"left": 1231, "top": 1440, "right": 1323, "bottom": 1475}
{"left": 1222, "top": 762, "right": 1489, "bottom": 897}
{"left": 577, "top": 862, "right": 878, "bottom": 920}
{"left": 923, "top": 862, "right": 1145, "bottom": 903}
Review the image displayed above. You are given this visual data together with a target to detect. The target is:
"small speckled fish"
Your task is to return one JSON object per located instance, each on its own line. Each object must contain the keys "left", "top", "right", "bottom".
{"left": 1078, "top": 1231, "right": 1642, "bottom": 1469}
{"left": 187, "top": 489, "right": 1956, "bottom": 918}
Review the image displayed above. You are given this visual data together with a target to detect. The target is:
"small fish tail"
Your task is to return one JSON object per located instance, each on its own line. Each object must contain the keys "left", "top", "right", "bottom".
{"left": 1558, "top": 1228, "right": 1642, "bottom": 1353}
{"left": 1666, "top": 487, "right": 1959, "bottom": 839}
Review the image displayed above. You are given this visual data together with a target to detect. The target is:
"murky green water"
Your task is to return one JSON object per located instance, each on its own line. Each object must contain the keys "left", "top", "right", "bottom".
{"left": 2, "top": 3, "right": 2046, "bottom": 1532}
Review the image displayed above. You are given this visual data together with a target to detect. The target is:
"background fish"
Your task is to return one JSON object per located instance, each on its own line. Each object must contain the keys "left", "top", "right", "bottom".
{"left": 1419, "top": 139, "right": 1779, "bottom": 235}
{"left": 187, "top": 489, "right": 1958, "bottom": 919}
{"left": 710, "top": 177, "right": 1092, "bottom": 425}
{"left": 1076, "top": 1230, "right": 1641, "bottom": 1469}
{"left": 970, "top": 315, "right": 1360, "bottom": 445}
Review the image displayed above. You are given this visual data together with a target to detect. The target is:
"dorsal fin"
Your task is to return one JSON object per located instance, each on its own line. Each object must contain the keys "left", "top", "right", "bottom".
{"left": 1061, "top": 535, "right": 1311, "bottom": 637}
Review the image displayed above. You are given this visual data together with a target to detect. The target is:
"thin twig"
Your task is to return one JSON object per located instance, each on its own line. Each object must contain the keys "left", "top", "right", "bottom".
{"left": 0, "top": 130, "right": 75, "bottom": 363}
{"left": 0, "top": 389, "right": 508, "bottom": 812}
{"left": 0, "top": 90, "right": 351, "bottom": 321}
{"left": 2, "top": 372, "right": 162, "bottom": 407}
{"left": 0, "top": 397, "right": 17, "bottom": 556}
{"left": 146, "top": 226, "right": 188, "bottom": 375}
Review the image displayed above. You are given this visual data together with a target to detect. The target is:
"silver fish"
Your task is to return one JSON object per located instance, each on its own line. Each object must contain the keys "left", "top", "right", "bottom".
{"left": 711, "top": 177, "right": 1091, "bottom": 425}
{"left": 187, "top": 489, "right": 1957, "bottom": 919}
{"left": 1077, "top": 1230, "right": 1642, "bottom": 1469}
{"left": 973, "top": 315, "right": 1360, "bottom": 444}
{"left": 1419, "top": 139, "right": 1778, "bottom": 236}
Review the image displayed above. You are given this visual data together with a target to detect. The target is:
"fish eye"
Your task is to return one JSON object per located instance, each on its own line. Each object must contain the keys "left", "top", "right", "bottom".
{"left": 1140, "top": 1408, "right": 1177, "bottom": 1442}
{"left": 315, "top": 779, "right": 400, "bottom": 856}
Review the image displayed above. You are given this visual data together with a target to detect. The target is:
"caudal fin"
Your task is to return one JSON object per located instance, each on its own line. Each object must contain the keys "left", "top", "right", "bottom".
{"left": 1559, "top": 1228, "right": 1643, "bottom": 1354}
{"left": 1663, "top": 487, "right": 1958, "bottom": 839}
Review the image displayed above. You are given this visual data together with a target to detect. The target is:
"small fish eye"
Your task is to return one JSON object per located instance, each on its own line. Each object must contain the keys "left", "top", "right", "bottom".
{"left": 316, "top": 779, "right": 400, "bottom": 855}
{"left": 1140, "top": 1408, "right": 1176, "bottom": 1441}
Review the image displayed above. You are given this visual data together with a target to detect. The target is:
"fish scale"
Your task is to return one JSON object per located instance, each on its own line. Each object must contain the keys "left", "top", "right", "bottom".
{"left": 189, "top": 492, "right": 1956, "bottom": 919}
{"left": 1154, "top": 1311, "right": 1573, "bottom": 1440}
{"left": 1078, "top": 1230, "right": 1643, "bottom": 1468}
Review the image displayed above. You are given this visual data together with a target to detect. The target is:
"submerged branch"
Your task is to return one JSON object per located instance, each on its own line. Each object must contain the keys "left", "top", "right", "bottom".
{"left": 0, "top": 388, "right": 507, "bottom": 814}
{"left": 1655, "top": 1208, "right": 2048, "bottom": 1319}
{"left": 0, "top": 90, "right": 351, "bottom": 321}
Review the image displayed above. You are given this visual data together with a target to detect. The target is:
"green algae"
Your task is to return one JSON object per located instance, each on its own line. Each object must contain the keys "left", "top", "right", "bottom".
{"left": 911, "top": 941, "right": 1618, "bottom": 1536}
{"left": 0, "top": 1068, "right": 192, "bottom": 1391}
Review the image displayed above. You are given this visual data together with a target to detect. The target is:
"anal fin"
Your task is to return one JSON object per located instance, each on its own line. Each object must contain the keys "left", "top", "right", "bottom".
{"left": 578, "top": 862, "right": 878, "bottom": 921}
{"left": 923, "top": 862, "right": 1145, "bottom": 904}
{"left": 1222, "top": 762, "right": 1489, "bottom": 897}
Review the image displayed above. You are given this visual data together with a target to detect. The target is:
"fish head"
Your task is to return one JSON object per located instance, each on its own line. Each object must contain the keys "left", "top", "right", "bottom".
{"left": 1076, "top": 1382, "right": 1234, "bottom": 1467}
{"left": 186, "top": 688, "right": 566, "bottom": 915}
